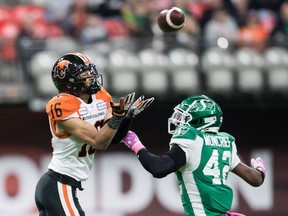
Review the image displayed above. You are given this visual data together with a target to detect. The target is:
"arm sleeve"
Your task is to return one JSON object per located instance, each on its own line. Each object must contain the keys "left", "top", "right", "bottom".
{"left": 110, "top": 116, "right": 133, "bottom": 145}
{"left": 137, "top": 145, "right": 186, "bottom": 178}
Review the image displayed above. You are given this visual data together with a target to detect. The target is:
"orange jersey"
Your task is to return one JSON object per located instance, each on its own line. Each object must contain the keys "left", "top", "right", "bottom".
{"left": 46, "top": 87, "right": 112, "bottom": 181}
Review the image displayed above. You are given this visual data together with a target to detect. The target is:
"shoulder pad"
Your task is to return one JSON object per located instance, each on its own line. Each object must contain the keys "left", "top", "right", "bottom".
{"left": 46, "top": 94, "right": 81, "bottom": 120}
{"left": 172, "top": 125, "right": 199, "bottom": 141}
{"left": 96, "top": 87, "right": 112, "bottom": 109}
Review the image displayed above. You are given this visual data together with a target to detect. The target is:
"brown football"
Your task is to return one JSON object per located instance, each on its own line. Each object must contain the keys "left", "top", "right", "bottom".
{"left": 157, "top": 7, "right": 186, "bottom": 33}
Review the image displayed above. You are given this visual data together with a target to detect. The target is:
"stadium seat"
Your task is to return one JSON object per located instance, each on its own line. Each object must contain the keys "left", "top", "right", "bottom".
{"left": 12, "top": 5, "right": 45, "bottom": 24}
{"left": 168, "top": 48, "right": 199, "bottom": 68}
{"left": 33, "top": 74, "right": 58, "bottom": 97}
{"left": 141, "top": 70, "right": 168, "bottom": 94}
{"left": 237, "top": 69, "right": 264, "bottom": 93}
{"left": 138, "top": 49, "right": 169, "bottom": 94}
{"left": 168, "top": 48, "right": 200, "bottom": 93}
{"left": 234, "top": 48, "right": 265, "bottom": 70}
{"left": 108, "top": 49, "right": 139, "bottom": 94}
{"left": 83, "top": 49, "right": 108, "bottom": 71}
{"left": 171, "top": 69, "right": 200, "bottom": 93}
{"left": 201, "top": 48, "right": 235, "bottom": 93}
{"left": 45, "top": 36, "right": 80, "bottom": 53}
{"left": 46, "top": 23, "right": 64, "bottom": 38}
{"left": 0, "top": 21, "right": 20, "bottom": 40}
{"left": 30, "top": 51, "right": 58, "bottom": 76}
{"left": 109, "top": 71, "right": 138, "bottom": 93}
{"left": 263, "top": 47, "right": 288, "bottom": 69}
{"left": 266, "top": 68, "right": 288, "bottom": 92}
{"left": 30, "top": 51, "right": 59, "bottom": 97}
{"left": 138, "top": 48, "right": 169, "bottom": 69}
{"left": 0, "top": 6, "right": 13, "bottom": 24}
{"left": 0, "top": 21, "right": 20, "bottom": 61}
{"left": 264, "top": 47, "right": 288, "bottom": 92}
{"left": 234, "top": 48, "right": 264, "bottom": 93}
{"left": 201, "top": 47, "right": 234, "bottom": 72}
{"left": 33, "top": 20, "right": 64, "bottom": 38}
{"left": 102, "top": 19, "right": 129, "bottom": 39}
{"left": 205, "top": 69, "right": 234, "bottom": 92}
{"left": 109, "top": 49, "right": 140, "bottom": 69}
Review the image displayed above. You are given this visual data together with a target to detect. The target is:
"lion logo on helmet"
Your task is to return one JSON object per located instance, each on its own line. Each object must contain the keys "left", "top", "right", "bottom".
{"left": 53, "top": 60, "right": 70, "bottom": 79}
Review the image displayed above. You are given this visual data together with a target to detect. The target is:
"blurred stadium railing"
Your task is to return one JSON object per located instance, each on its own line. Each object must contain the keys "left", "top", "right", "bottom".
{"left": 1, "top": 37, "right": 288, "bottom": 110}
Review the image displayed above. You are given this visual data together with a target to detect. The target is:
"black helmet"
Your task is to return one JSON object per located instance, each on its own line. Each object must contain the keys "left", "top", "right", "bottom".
{"left": 51, "top": 52, "right": 103, "bottom": 96}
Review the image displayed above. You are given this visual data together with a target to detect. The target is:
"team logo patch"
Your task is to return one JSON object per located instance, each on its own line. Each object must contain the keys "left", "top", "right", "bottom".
{"left": 97, "top": 102, "right": 107, "bottom": 110}
{"left": 53, "top": 60, "right": 70, "bottom": 79}
{"left": 174, "top": 126, "right": 189, "bottom": 136}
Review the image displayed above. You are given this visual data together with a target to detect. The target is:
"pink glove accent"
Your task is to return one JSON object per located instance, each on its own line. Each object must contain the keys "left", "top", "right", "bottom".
{"left": 122, "top": 131, "right": 145, "bottom": 154}
{"left": 251, "top": 157, "right": 267, "bottom": 174}
{"left": 226, "top": 211, "right": 246, "bottom": 216}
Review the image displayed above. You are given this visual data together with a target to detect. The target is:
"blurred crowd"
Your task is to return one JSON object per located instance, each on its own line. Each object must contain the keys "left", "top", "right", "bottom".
{"left": 42, "top": 0, "right": 288, "bottom": 52}
{"left": 0, "top": 0, "right": 288, "bottom": 83}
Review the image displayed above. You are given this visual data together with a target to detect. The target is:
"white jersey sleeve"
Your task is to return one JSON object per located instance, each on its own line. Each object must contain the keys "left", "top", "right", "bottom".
{"left": 231, "top": 141, "right": 241, "bottom": 169}
{"left": 169, "top": 126, "right": 204, "bottom": 172}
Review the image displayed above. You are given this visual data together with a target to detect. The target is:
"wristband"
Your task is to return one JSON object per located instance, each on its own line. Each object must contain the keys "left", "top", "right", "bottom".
{"left": 256, "top": 167, "right": 265, "bottom": 181}
{"left": 132, "top": 142, "right": 145, "bottom": 154}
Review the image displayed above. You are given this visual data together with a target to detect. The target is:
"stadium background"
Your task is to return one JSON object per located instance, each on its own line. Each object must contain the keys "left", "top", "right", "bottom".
{"left": 0, "top": 0, "right": 287, "bottom": 216}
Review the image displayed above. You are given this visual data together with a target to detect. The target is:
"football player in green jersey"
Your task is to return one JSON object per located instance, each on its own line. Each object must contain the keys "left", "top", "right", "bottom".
{"left": 122, "top": 95, "right": 266, "bottom": 216}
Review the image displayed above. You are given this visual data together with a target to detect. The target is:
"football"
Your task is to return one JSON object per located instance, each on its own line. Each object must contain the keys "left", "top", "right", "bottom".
{"left": 157, "top": 7, "right": 186, "bottom": 33}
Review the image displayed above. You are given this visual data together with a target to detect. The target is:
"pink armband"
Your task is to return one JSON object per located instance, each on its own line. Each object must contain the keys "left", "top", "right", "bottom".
{"left": 226, "top": 211, "right": 246, "bottom": 216}
{"left": 131, "top": 142, "right": 145, "bottom": 154}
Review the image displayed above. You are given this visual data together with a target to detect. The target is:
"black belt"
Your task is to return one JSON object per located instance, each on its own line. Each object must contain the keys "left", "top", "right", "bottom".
{"left": 47, "top": 169, "right": 83, "bottom": 191}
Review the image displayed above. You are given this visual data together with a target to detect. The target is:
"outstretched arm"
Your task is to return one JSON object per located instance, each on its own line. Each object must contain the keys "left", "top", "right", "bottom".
{"left": 232, "top": 157, "right": 267, "bottom": 187}
{"left": 110, "top": 95, "right": 154, "bottom": 145}
{"left": 137, "top": 145, "right": 186, "bottom": 178}
{"left": 122, "top": 131, "right": 186, "bottom": 178}
{"left": 110, "top": 116, "right": 133, "bottom": 145}
{"left": 57, "top": 92, "right": 136, "bottom": 150}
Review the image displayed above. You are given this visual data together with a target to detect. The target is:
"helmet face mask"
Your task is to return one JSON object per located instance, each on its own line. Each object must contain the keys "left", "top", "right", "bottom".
{"left": 168, "top": 107, "right": 192, "bottom": 132}
{"left": 52, "top": 53, "right": 103, "bottom": 96}
{"left": 77, "top": 63, "right": 103, "bottom": 95}
{"left": 168, "top": 95, "right": 223, "bottom": 134}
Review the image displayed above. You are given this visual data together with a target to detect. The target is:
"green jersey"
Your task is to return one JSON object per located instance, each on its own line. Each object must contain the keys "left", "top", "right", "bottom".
{"left": 169, "top": 125, "right": 241, "bottom": 216}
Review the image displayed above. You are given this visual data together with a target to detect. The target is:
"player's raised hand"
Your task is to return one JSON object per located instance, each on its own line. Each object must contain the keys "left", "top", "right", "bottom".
{"left": 127, "top": 95, "right": 155, "bottom": 118}
{"left": 122, "top": 130, "right": 145, "bottom": 154}
{"left": 251, "top": 157, "right": 267, "bottom": 177}
{"left": 110, "top": 92, "right": 135, "bottom": 117}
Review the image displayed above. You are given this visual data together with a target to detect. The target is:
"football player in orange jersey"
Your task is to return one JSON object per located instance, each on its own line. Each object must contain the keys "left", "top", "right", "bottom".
{"left": 35, "top": 52, "right": 154, "bottom": 216}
